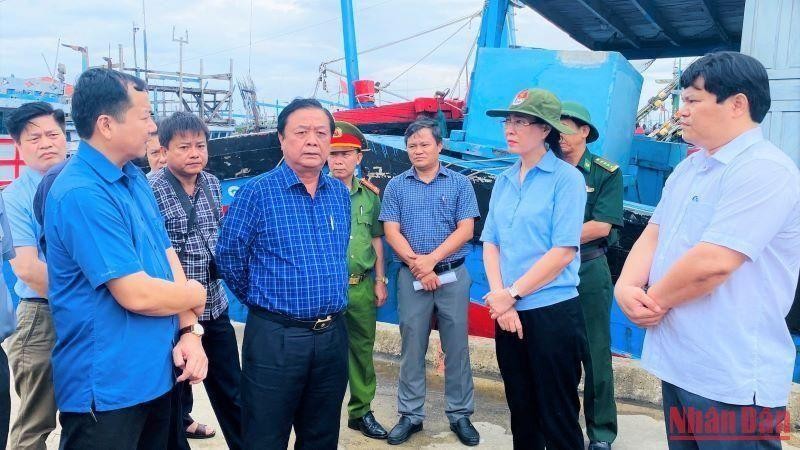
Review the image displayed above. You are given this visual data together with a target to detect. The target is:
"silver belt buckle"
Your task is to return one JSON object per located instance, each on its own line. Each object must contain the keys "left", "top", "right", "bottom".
{"left": 312, "top": 315, "right": 333, "bottom": 331}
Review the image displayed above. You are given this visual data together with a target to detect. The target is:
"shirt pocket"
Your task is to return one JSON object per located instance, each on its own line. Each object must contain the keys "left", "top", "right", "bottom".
{"left": 436, "top": 194, "right": 457, "bottom": 225}
{"left": 681, "top": 201, "right": 715, "bottom": 245}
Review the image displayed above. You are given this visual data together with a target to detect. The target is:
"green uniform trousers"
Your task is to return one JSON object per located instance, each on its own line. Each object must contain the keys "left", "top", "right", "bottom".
{"left": 345, "top": 277, "right": 378, "bottom": 420}
{"left": 578, "top": 255, "right": 618, "bottom": 443}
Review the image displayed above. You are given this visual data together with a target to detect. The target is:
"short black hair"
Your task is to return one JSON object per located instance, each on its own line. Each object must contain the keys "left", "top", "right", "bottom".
{"left": 680, "top": 51, "right": 771, "bottom": 123}
{"left": 4, "top": 102, "right": 66, "bottom": 142}
{"left": 158, "top": 111, "right": 209, "bottom": 148}
{"left": 71, "top": 68, "right": 148, "bottom": 139}
{"left": 277, "top": 98, "right": 335, "bottom": 136}
{"left": 404, "top": 118, "right": 443, "bottom": 145}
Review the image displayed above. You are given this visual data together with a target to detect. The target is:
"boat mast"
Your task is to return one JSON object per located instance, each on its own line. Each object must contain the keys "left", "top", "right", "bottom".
{"left": 340, "top": 0, "right": 360, "bottom": 109}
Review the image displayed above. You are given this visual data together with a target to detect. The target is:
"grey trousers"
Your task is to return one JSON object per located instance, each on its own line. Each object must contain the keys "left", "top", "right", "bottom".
{"left": 8, "top": 300, "right": 57, "bottom": 450}
{"left": 396, "top": 264, "right": 474, "bottom": 424}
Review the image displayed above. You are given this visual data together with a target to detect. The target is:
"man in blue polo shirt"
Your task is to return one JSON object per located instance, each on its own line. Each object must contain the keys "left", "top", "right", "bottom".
{"left": 44, "top": 68, "right": 209, "bottom": 449}
{"left": 380, "top": 118, "right": 481, "bottom": 446}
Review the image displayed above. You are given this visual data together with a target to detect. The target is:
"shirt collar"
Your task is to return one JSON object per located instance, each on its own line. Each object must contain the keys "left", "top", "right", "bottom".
{"left": 576, "top": 150, "right": 593, "bottom": 173}
{"left": 76, "top": 141, "right": 142, "bottom": 184}
{"left": 405, "top": 163, "right": 448, "bottom": 181}
{"left": 709, "top": 127, "right": 763, "bottom": 165}
{"left": 278, "top": 163, "right": 327, "bottom": 191}
{"left": 349, "top": 176, "right": 361, "bottom": 195}
{"left": 501, "top": 150, "right": 558, "bottom": 183}
{"left": 18, "top": 167, "right": 44, "bottom": 186}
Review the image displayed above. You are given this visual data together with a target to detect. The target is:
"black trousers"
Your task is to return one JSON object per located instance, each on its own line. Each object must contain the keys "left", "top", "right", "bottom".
{"left": 0, "top": 346, "right": 9, "bottom": 450}
{"left": 170, "top": 308, "right": 244, "bottom": 450}
{"left": 495, "top": 297, "right": 588, "bottom": 450}
{"left": 241, "top": 307, "right": 348, "bottom": 450}
{"left": 59, "top": 391, "right": 172, "bottom": 450}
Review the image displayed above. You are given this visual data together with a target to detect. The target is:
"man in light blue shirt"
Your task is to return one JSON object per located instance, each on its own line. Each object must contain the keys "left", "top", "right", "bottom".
{"left": 616, "top": 52, "right": 800, "bottom": 448}
{"left": 0, "top": 193, "right": 18, "bottom": 450}
{"left": 3, "top": 101, "right": 67, "bottom": 450}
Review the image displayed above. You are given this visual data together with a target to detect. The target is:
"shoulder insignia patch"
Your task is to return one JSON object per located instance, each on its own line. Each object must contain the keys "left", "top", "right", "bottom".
{"left": 594, "top": 156, "right": 619, "bottom": 173}
{"left": 359, "top": 178, "right": 381, "bottom": 195}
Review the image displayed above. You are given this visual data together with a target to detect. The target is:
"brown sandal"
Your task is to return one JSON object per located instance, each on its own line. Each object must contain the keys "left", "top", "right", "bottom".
{"left": 186, "top": 422, "right": 216, "bottom": 439}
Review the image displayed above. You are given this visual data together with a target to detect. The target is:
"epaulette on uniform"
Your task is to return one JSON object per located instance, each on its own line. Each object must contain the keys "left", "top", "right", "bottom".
{"left": 359, "top": 178, "right": 381, "bottom": 195}
{"left": 593, "top": 156, "right": 619, "bottom": 173}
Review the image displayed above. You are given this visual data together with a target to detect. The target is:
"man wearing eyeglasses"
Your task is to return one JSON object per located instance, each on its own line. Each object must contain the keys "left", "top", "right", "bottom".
{"left": 327, "top": 121, "right": 389, "bottom": 440}
{"left": 148, "top": 111, "right": 242, "bottom": 450}
{"left": 217, "top": 98, "right": 351, "bottom": 449}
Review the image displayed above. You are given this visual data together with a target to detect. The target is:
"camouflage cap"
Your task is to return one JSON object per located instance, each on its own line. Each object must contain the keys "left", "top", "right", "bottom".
{"left": 330, "top": 121, "right": 368, "bottom": 152}
{"left": 560, "top": 101, "right": 599, "bottom": 143}
{"left": 486, "top": 88, "right": 575, "bottom": 135}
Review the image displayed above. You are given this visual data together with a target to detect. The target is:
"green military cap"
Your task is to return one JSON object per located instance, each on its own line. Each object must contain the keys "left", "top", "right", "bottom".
{"left": 560, "top": 101, "right": 600, "bottom": 143}
{"left": 486, "top": 88, "right": 575, "bottom": 135}
{"left": 331, "top": 121, "right": 368, "bottom": 152}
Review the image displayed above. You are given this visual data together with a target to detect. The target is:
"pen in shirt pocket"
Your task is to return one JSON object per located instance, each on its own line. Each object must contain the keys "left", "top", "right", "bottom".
{"left": 329, "top": 214, "right": 335, "bottom": 230}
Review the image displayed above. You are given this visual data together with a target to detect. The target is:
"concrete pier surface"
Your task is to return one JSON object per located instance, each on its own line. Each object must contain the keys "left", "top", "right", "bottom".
{"left": 16, "top": 322, "right": 799, "bottom": 449}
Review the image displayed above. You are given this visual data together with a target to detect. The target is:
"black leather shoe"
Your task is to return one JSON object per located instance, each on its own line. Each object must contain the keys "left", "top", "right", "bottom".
{"left": 450, "top": 417, "right": 480, "bottom": 446}
{"left": 589, "top": 441, "right": 612, "bottom": 450}
{"left": 347, "top": 411, "right": 388, "bottom": 439}
{"left": 387, "top": 416, "right": 423, "bottom": 445}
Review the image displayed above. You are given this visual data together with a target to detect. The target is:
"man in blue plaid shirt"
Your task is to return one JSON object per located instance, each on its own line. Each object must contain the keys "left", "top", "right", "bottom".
{"left": 149, "top": 112, "right": 242, "bottom": 449}
{"left": 217, "top": 98, "right": 350, "bottom": 450}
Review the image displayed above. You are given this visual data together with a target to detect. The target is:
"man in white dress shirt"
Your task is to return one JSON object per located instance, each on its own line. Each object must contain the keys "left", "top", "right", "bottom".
{"left": 615, "top": 51, "right": 800, "bottom": 449}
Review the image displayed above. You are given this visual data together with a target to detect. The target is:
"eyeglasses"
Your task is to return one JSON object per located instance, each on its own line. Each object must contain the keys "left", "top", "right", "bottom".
{"left": 501, "top": 118, "right": 540, "bottom": 129}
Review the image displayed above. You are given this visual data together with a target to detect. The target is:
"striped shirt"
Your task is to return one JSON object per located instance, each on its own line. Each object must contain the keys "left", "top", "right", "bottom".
{"left": 149, "top": 169, "right": 227, "bottom": 321}
{"left": 216, "top": 164, "right": 350, "bottom": 320}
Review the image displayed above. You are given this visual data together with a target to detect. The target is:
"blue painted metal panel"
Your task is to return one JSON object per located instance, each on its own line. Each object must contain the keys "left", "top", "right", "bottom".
{"left": 462, "top": 48, "right": 643, "bottom": 173}
{"left": 741, "top": 0, "right": 800, "bottom": 166}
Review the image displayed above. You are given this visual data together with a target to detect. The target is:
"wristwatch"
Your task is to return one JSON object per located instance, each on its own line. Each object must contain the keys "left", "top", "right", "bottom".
{"left": 179, "top": 323, "right": 205, "bottom": 338}
{"left": 507, "top": 284, "right": 522, "bottom": 301}
{"left": 376, "top": 276, "right": 389, "bottom": 284}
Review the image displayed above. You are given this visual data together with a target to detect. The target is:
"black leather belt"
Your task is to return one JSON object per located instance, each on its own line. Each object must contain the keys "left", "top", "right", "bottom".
{"left": 21, "top": 297, "right": 48, "bottom": 304}
{"left": 581, "top": 247, "right": 607, "bottom": 263}
{"left": 249, "top": 306, "right": 341, "bottom": 331}
{"left": 403, "top": 257, "right": 465, "bottom": 274}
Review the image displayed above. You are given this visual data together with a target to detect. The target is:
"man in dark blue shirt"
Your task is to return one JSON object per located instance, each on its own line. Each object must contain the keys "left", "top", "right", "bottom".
{"left": 217, "top": 98, "right": 350, "bottom": 449}
{"left": 44, "top": 68, "right": 209, "bottom": 450}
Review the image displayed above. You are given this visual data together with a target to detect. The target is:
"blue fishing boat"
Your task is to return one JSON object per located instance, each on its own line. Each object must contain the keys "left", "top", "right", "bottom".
{"left": 211, "top": 0, "right": 800, "bottom": 377}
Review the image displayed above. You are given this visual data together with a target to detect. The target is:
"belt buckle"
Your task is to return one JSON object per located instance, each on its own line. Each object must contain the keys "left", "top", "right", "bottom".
{"left": 312, "top": 315, "right": 332, "bottom": 331}
{"left": 348, "top": 275, "right": 360, "bottom": 285}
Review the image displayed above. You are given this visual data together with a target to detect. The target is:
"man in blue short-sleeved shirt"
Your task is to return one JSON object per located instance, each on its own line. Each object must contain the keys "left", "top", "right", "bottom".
{"left": 44, "top": 68, "right": 208, "bottom": 450}
{"left": 379, "top": 119, "right": 481, "bottom": 446}
{"left": 2, "top": 101, "right": 67, "bottom": 450}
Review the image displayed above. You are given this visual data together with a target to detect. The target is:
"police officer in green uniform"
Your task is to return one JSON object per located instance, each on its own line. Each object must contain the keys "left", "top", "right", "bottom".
{"left": 559, "top": 102, "right": 623, "bottom": 450}
{"left": 327, "top": 121, "right": 390, "bottom": 440}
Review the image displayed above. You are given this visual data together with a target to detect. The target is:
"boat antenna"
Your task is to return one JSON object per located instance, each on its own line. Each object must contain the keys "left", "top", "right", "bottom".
{"left": 248, "top": 0, "right": 253, "bottom": 76}
{"left": 41, "top": 53, "right": 54, "bottom": 78}
{"left": 142, "top": 0, "right": 149, "bottom": 83}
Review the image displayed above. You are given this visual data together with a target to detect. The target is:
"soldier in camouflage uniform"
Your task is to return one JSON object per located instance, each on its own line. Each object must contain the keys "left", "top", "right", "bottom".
{"left": 560, "top": 101, "right": 624, "bottom": 450}
{"left": 327, "top": 121, "right": 390, "bottom": 440}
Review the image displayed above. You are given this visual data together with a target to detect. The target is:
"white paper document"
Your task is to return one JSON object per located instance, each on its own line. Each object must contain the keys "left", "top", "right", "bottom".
{"left": 413, "top": 270, "right": 458, "bottom": 291}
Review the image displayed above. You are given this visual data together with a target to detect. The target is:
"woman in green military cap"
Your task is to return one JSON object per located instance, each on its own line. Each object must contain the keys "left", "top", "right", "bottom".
{"left": 480, "top": 88, "right": 589, "bottom": 449}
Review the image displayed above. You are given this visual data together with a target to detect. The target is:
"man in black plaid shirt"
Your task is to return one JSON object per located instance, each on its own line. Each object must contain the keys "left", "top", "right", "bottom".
{"left": 149, "top": 111, "right": 243, "bottom": 450}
